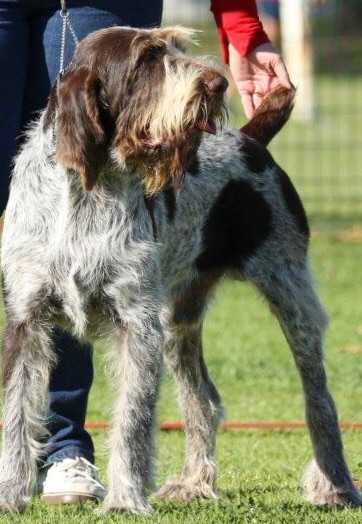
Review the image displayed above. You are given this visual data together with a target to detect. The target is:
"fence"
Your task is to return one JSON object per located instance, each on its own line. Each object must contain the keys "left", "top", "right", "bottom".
{"left": 163, "top": 1, "right": 362, "bottom": 220}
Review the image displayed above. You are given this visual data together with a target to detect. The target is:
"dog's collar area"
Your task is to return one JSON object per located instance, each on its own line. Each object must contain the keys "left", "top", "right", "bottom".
{"left": 144, "top": 194, "right": 158, "bottom": 241}
{"left": 196, "top": 119, "right": 217, "bottom": 135}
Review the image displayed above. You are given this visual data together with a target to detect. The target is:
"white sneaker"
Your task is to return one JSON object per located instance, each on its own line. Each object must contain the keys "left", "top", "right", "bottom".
{"left": 41, "top": 457, "right": 106, "bottom": 504}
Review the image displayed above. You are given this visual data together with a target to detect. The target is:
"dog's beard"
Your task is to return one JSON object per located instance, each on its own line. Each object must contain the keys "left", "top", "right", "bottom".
{"left": 122, "top": 104, "right": 225, "bottom": 195}
{"left": 133, "top": 132, "right": 202, "bottom": 194}
{"left": 114, "top": 56, "right": 227, "bottom": 194}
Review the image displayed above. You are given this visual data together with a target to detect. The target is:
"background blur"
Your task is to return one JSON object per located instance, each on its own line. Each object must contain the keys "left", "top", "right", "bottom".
{"left": 164, "top": 0, "right": 362, "bottom": 222}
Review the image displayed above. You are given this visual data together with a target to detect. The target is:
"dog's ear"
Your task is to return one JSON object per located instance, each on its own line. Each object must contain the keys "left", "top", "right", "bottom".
{"left": 55, "top": 66, "right": 108, "bottom": 190}
{"left": 153, "top": 26, "right": 198, "bottom": 52}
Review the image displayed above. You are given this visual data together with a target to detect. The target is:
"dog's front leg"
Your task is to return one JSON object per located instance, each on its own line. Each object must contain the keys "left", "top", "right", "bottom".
{"left": 102, "top": 313, "right": 163, "bottom": 514}
{"left": 0, "top": 320, "right": 55, "bottom": 513}
{"left": 158, "top": 323, "right": 223, "bottom": 501}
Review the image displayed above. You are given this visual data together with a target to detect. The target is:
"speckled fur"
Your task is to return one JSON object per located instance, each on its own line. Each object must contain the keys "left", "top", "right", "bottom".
{"left": 1, "top": 27, "right": 361, "bottom": 515}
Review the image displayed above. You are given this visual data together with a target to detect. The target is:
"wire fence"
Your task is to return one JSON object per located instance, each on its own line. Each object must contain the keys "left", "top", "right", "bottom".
{"left": 272, "top": 83, "right": 362, "bottom": 219}
{"left": 271, "top": 35, "right": 362, "bottom": 219}
{"left": 164, "top": 1, "right": 362, "bottom": 221}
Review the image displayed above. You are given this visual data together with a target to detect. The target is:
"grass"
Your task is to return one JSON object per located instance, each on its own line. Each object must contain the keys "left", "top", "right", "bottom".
{"left": 2, "top": 226, "right": 362, "bottom": 522}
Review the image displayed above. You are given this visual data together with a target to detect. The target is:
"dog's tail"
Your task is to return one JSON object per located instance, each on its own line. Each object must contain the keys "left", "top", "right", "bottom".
{"left": 241, "top": 86, "right": 296, "bottom": 146}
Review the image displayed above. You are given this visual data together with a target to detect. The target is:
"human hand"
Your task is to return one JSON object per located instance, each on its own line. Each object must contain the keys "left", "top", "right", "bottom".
{"left": 228, "top": 41, "right": 292, "bottom": 118}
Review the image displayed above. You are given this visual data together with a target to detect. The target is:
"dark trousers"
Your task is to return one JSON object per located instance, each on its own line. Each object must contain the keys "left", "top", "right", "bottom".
{"left": 0, "top": 0, "right": 162, "bottom": 464}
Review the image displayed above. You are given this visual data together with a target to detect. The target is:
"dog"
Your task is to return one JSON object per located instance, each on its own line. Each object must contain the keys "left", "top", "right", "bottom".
{"left": 1, "top": 25, "right": 361, "bottom": 514}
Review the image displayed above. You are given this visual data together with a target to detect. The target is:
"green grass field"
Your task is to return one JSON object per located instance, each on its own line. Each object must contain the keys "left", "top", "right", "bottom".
{"left": 1, "top": 226, "right": 362, "bottom": 523}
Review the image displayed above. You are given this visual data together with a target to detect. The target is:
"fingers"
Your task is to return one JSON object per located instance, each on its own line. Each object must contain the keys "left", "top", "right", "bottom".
{"left": 252, "top": 92, "right": 263, "bottom": 112}
{"left": 272, "top": 58, "right": 292, "bottom": 89}
{"left": 241, "top": 92, "right": 255, "bottom": 119}
{"left": 253, "top": 43, "right": 292, "bottom": 88}
{"left": 228, "top": 40, "right": 293, "bottom": 118}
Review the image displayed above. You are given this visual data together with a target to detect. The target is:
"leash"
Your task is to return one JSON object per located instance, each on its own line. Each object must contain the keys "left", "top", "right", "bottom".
{"left": 59, "top": 0, "right": 79, "bottom": 75}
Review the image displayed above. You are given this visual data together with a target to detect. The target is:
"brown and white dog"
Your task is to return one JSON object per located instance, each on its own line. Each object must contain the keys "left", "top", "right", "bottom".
{"left": 1, "top": 26, "right": 361, "bottom": 514}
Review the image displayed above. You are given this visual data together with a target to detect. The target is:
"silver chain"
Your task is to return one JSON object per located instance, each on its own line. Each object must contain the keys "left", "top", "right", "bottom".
{"left": 59, "top": 0, "right": 79, "bottom": 75}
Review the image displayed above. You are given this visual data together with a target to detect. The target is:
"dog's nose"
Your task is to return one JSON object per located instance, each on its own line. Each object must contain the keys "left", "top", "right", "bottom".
{"left": 203, "top": 73, "right": 228, "bottom": 94}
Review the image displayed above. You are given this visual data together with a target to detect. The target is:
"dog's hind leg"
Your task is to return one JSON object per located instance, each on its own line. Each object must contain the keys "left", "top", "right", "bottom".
{"left": 157, "top": 323, "right": 223, "bottom": 501}
{"left": 0, "top": 319, "right": 55, "bottom": 512}
{"left": 247, "top": 260, "right": 362, "bottom": 507}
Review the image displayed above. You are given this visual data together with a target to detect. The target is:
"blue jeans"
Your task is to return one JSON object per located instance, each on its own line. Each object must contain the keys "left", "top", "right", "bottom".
{"left": 257, "top": 0, "right": 279, "bottom": 19}
{"left": 0, "top": 0, "right": 163, "bottom": 464}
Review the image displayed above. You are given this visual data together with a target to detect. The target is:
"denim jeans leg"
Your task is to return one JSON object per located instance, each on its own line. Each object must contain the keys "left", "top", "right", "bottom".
{"left": 45, "top": 328, "right": 95, "bottom": 464}
{"left": 0, "top": 3, "right": 28, "bottom": 215}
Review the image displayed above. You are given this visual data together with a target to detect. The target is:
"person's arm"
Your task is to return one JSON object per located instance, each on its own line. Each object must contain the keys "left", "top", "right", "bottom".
{"left": 211, "top": 0, "right": 269, "bottom": 63}
{"left": 210, "top": 0, "right": 292, "bottom": 118}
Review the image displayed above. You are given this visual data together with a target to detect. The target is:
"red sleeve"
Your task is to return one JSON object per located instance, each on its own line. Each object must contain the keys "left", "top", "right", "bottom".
{"left": 210, "top": 0, "right": 270, "bottom": 63}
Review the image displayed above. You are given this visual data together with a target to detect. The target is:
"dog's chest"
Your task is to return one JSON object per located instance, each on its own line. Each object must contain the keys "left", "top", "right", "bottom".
{"left": 48, "top": 200, "right": 155, "bottom": 334}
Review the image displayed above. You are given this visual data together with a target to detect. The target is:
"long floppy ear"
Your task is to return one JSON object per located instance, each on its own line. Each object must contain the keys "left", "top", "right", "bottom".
{"left": 55, "top": 66, "right": 107, "bottom": 190}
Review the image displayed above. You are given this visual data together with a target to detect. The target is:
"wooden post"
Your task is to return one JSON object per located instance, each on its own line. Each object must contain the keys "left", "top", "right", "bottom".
{"left": 280, "top": 0, "right": 315, "bottom": 120}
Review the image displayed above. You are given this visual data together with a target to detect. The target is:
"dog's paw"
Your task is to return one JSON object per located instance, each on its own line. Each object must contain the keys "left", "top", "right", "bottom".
{"left": 302, "top": 459, "right": 362, "bottom": 507}
{"left": 156, "top": 476, "right": 218, "bottom": 502}
{"left": 339, "top": 489, "right": 362, "bottom": 507}
{"left": 99, "top": 491, "right": 153, "bottom": 515}
{"left": 0, "top": 481, "right": 29, "bottom": 513}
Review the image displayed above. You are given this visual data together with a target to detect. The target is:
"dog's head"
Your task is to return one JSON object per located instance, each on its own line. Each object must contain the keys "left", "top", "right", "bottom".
{"left": 48, "top": 26, "right": 228, "bottom": 193}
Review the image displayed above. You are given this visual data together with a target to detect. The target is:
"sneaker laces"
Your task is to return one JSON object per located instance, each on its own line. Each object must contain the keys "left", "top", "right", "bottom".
{"left": 49, "top": 457, "right": 105, "bottom": 490}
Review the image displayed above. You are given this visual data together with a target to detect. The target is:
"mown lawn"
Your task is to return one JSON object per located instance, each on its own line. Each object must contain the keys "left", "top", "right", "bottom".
{"left": 1, "top": 226, "right": 362, "bottom": 523}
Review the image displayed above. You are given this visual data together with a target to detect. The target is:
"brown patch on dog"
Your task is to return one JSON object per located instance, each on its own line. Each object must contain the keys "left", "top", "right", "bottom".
{"left": 55, "top": 67, "right": 109, "bottom": 191}
{"left": 196, "top": 180, "right": 272, "bottom": 273}
{"left": 241, "top": 86, "right": 296, "bottom": 146}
